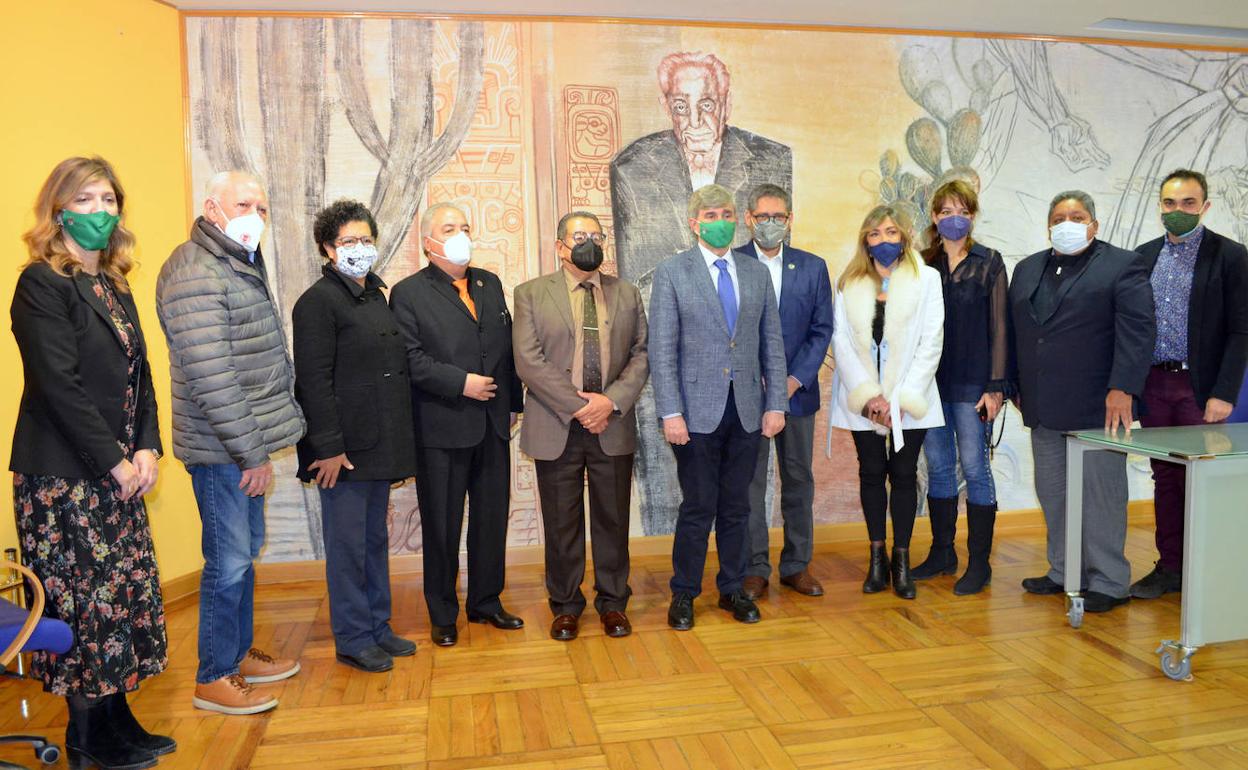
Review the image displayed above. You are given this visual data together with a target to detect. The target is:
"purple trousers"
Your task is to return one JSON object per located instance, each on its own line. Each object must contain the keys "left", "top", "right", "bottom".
{"left": 1139, "top": 366, "right": 1218, "bottom": 571}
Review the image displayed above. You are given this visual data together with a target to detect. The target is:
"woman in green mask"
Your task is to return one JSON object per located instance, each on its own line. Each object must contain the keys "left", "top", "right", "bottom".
{"left": 11, "top": 157, "right": 172, "bottom": 769}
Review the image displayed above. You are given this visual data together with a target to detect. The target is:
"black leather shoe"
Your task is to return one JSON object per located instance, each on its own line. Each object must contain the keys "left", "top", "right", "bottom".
{"left": 668, "top": 593, "right": 694, "bottom": 631}
{"left": 336, "top": 645, "right": 394, "bottom": 673}
{"left": 863, "top": 543, "right": 890, "bottom": 594}
{"left": 376, "top": 632, "right": 417, "bottom": 657}
{"left": 1130, "top": 563, "right": 1182, "bottom": 599}
{"left": 66, "top": 698, "right": 158, "bottom": 770}
{"left": 891, "top": 546, "right": 916, "bottom": 600}
{"left": 1021, "top": 575, "right": 1064, "bottom": 595}
{"left": 717, "top": 592, "right": 761, "bottom": 623}
{"left": 1084, "top": 591, "right": 1130, "bottom": 613}
{"left": 431, "top": 624, "right": 458, "bottom": 647}
{"left": 467, "top": 609, "right": 525, "bottom": 630}
{"left": 913, "top": 496, "right": 959, "bottom": 580}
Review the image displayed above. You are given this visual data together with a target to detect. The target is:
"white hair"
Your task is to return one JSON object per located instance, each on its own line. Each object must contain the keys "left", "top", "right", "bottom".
{"left": 205, "top": 170, "right": 263, "bottom": 202}
{"left": 419, "top": 202, "right": 469, "bottom": 239}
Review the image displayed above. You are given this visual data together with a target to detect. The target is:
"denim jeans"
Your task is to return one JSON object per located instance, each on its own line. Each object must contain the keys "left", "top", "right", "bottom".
{"left": 923, "top": 401, "right": 997, "bottom": 506}
{"left": 319, "top": 480, "right": 394, "bottom": 655}
{"left": 190, "top": 463, "right": 266, "bottom": 684}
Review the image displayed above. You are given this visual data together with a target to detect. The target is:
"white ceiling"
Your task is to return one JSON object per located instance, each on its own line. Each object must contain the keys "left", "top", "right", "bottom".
{"left": 168, "top": 0, "right": 1248, "bottom": 49}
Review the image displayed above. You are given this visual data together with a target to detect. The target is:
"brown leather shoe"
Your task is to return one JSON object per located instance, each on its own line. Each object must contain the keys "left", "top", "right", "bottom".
{"left": 550, "top": 614, "right": 579, "bottom": 642}
{"left": 742, "top": 575, "right": 769, "bottom": 600}
{"left": 780, "top": 568, "right": 824, "bottom": 596}
{"left": 192, "top": 673, "right": 278, "bottom": 715}
{"left": 239, "top": 647, "right": 300, "bottom": 683}
{"left": 601, "top": 611, "right": 631, "bottom": 638}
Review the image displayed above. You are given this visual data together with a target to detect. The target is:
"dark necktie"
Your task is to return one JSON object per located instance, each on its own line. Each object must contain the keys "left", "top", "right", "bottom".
{"left": 580, "top": 282, "right": 602, "bottom": 393}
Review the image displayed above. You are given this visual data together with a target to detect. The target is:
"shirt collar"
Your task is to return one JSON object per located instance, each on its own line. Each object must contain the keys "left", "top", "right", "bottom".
{"left": 756, "top": 243, "right": 784, "bottom": 264}
{"left": 1164, "top": 225, "right": 1205, "bottom": 255}
{"left": 699, "top": 242, "right": 733, "bottom": 269}
{"left": 323, "top": 263, "right": 386, "bottom": 297}
{"left": 562, "top": 266, "right": 602, "bottom": 291}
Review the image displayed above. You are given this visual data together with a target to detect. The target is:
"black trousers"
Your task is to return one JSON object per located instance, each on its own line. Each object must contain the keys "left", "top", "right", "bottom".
{"left": 670, "top": 387, "right": 761, "bottom": 597}
{"left": 535, "top": 422, "right": 633, "bottom": 617}
{"left": 320, "top": 479, "right": 394, "bottom": 655}
{"left": 414, "top": 435, "right": 509, "bottom": 626}
{"left": 851, "top": 429, "right": 927, "bottom": 547}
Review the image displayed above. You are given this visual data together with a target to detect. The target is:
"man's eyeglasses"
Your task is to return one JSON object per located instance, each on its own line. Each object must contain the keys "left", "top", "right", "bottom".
{"left": 335, "top": 236, "right": 376, "bottom": 248}
{"left": 751, "top": 213, "right": 790, "bottom": 225}
{"left": 567, "top": 232, "right": 607, "bottom": 246}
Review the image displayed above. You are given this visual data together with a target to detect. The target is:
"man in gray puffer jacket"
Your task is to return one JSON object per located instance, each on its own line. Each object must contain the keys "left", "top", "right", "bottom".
{"left": 156, "top": 171, "right": 305, "bottom": 716}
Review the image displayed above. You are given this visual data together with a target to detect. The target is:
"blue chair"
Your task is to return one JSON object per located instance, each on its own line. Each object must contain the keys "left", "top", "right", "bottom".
{"left": 0, "top": 559, "right": 73, "bottom": 769}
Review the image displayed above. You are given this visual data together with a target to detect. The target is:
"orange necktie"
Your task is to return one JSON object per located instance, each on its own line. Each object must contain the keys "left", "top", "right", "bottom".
{"left": 452, "top": 278, "right": 477, "bottom": 320}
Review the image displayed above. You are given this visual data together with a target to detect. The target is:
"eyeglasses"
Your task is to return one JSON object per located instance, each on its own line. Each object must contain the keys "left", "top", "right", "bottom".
{"left": 751, "top": 213, "right": 790, "bottom": 225}
{"left": 335, "top": 236, "right": 376, "bottom": 247}
{"left": 568, "top": 232, "right": 607, "bottom": 246}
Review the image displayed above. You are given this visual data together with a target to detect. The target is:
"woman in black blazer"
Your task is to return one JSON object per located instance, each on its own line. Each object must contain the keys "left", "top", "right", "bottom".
{"left": 10, "top": 157, "right": 172, "bottom": 769}
{"left": 293, "top": 199, "right": 417, "bottom": 674}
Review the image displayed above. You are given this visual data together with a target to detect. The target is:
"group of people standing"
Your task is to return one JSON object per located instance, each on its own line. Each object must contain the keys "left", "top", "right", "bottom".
{"left": 10, "top": 154, "right": 1245, "bottom": 770}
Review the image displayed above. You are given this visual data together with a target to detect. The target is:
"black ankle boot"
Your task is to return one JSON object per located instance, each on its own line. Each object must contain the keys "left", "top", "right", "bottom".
{"left": 912, "top": 497, "right": 959, "bottom": 579}
{"left": 954, "top": 503, "right": 997, "bottom": 595}
{"left": 892, "top": 546, "right": 916, "bottom": 599}
{"left": 862, "top": 543, "right": 890, "bottom": 593}
{"left": 105, "top": 692, "right": 177, "bottom": 756}
{"left": 66, "top": 697, "right": 157, "bottom": 770}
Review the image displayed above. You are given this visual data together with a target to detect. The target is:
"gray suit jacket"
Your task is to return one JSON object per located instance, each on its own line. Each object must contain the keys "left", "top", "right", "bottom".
{"left": 513, "top": 270, "right": 650, "bottom": 461}
{"left": 648, "top": 246, "right": 788, "bottom": 434}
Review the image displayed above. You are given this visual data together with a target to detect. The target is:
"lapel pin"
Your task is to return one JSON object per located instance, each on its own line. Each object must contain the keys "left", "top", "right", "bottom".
{"left": 787, "top": 263, "right": 795, "bottom": 270}
{"left": 476, "top": 279, "right": 483, "bottom": 287}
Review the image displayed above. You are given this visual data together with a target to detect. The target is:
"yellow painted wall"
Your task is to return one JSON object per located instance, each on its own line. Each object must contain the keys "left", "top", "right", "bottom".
{"left": 0, "top": 0, "right": 203, "bottom": 582}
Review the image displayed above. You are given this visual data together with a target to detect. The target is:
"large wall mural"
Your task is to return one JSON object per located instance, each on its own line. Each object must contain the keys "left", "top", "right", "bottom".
{"left": 184, "top": 16, "right": 1248, "bottom": 562}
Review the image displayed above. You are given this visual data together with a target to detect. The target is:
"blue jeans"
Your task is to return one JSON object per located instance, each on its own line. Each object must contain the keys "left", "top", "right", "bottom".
{"left": 190, "top": 463, "right": 266, "bottom": 684}
{"left": 923, "top": 401, "right": 997, "bottom": 506}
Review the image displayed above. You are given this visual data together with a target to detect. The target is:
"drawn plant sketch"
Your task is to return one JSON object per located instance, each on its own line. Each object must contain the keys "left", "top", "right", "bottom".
{"left": 609, "top": 51, "right": 793, "bottom": 534}
{"left": 187, "top": 17, "right": 484, "bottom": 559}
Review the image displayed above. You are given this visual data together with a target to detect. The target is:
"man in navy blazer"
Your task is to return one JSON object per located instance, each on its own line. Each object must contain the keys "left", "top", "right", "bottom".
{"left": 737, "top": 184, "right": 834, "bottom": 600}
{"left": 1131, "top": 169, "right": 1248, "bottom": 599}
{"left": 649, "top": 184, "right": 788, "bottom": 630}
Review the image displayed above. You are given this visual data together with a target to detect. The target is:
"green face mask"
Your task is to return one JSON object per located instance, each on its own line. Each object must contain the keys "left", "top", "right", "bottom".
{"left": 698, "top": 219, "right": 736, "bottom": 249}
{"left": 61, "top": 210, "right": 120, "bottom": 251}
{"left": 1162, "top": 209, "right": 1202, "bottom": 238}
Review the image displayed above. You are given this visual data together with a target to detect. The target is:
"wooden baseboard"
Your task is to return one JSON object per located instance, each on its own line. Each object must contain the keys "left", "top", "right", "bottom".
{"left": 160, "top": 501, "right": 1155, "bottom": 594}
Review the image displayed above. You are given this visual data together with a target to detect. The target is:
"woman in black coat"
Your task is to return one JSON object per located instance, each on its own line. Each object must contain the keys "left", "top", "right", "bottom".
{"left": 11, "top": 156, "right": 172, "bottom": 769}
{"left": 293, "top": 199, "right": 417, "bottom": 673}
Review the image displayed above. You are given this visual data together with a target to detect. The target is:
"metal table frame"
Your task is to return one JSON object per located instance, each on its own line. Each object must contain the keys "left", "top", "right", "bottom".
{"left": 1064, "top": 426, "right": 1248, "bottom": 680}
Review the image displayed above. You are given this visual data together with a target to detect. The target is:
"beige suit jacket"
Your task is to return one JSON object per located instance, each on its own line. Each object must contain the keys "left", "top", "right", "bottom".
{"left": 513, "top": 269, "right": 649, "bottom": 461}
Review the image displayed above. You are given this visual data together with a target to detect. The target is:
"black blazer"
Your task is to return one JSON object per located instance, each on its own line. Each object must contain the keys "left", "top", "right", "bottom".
{"left": 1009, "top": 240, "right": 1156, "bottom": 431}
{"left": 390, "top": 264, "right": 523, "bottom": 449}
{"left": 292, "top": 266, "right": 416, "bottom": 482}
{"left": 10, "top": 262, "right": 161, "bottom": 479}
{"left": 1136, "top": 228, "right": 1248, "bottom": 408}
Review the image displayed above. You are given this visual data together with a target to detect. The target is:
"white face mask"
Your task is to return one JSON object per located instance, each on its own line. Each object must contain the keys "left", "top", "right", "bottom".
{"left": 1050, "top": 220, "right": 1092, "bottom": 255}
{"left": 334, "top": 243, "right": 378, "bottom": 279}
{"left": 213, "top": 200, "right": 266, "bottom": 252}
{"left": 430, "top": 230, "right": 473, "bottom": 266}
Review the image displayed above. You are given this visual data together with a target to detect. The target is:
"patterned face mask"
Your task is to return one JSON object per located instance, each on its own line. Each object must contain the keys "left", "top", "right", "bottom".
{"left": 334, "top": 242, "right": 378, "bottom": 279}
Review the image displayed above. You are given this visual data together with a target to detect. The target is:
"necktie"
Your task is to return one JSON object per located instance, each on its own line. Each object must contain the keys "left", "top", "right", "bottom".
{"left": 580, "top": 282, "right": 602, "bottom": 393}
{"left": 714, "top": 258, "right": 737, "bottom": 337}
{"left": 452, "top": 277, "right": 477, "bottom": 320}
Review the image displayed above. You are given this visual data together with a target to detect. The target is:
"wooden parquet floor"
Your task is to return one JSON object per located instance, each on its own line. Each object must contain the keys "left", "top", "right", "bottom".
{"left": 2, "top": 510, "right": 1248, "bottom": 769}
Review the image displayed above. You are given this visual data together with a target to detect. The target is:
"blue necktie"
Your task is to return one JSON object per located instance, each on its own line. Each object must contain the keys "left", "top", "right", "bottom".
{"left": 714, "top": 258, "right": 737, "bottom": 337}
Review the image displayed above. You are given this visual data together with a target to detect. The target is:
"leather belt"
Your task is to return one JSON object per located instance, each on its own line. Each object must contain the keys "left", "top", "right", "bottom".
{"left": 1154, "top": 361, "right": 1189, "bottom": 372}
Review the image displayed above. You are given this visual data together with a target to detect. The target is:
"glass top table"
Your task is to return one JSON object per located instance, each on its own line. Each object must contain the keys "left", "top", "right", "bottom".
{"left": 1066, "top": 422, "right": 1248, "bottom": 460}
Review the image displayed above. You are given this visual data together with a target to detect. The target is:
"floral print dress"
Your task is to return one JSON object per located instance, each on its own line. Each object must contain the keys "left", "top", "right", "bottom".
{"left": 12, "top": 275, "right": 168, "bottom": 697}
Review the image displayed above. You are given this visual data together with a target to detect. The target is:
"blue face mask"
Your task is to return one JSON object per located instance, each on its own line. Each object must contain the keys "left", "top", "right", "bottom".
{"left": 936, "top": 215, "right": 972, "bottom": 241}
{"left": 868, "top": 241, "right": 904, "bottom": 267}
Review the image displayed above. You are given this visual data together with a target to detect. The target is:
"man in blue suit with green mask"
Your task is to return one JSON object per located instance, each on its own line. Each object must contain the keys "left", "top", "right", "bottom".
{"left": 648, "top": 183, "right": 788, "bottom": 630}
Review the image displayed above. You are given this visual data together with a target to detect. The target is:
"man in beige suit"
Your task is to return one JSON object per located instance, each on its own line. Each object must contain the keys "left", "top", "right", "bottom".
{"left": 513, "top": 211, "right": 650, "bottom": 641}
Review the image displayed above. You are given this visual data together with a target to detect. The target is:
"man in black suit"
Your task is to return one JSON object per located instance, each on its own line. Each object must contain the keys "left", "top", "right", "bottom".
{"left": 609, "top": 50, "right": 792, "bottom": 534}
{"left": 390, "top": 202, "right": 525, "bottom": 647}
{"left": 1009, "top": 190, "right": 1155, "bottom": 614}
{"left": 1131, "top": 169, "right": 1248, "bottom": 599}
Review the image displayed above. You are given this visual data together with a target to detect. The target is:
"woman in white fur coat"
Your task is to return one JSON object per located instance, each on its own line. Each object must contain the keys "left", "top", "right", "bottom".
{"left": 829, "top": 205, "right": 944, "bottom": 599}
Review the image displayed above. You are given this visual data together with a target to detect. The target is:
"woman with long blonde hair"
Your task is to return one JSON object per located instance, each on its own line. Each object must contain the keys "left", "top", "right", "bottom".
{"left": 11, "top": 157, "right": 172, "bottom": 769}
{"left": 828, "top": 205, "right": 945, "bottom": 599}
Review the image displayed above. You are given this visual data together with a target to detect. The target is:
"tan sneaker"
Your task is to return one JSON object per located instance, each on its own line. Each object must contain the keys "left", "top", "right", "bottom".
{"left": 239, "top": 647, "right": 301, "bottom": 684}
{"left": 192, "top": 673, "right": 278, "bottom": 715}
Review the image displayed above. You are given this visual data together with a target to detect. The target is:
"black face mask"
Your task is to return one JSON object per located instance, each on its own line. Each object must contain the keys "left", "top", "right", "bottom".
{"left": 570, "top": 239, "right": 604, "bottom": 271}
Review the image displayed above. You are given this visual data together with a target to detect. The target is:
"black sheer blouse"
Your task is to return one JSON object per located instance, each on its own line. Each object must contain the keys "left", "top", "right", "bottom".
{"left": 932, "top": 242, "right": 1012, "bottom": 402}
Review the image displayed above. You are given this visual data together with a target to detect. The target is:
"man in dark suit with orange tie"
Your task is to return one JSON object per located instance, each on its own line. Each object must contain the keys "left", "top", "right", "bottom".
{"left": 391, "top": 202, "right": 525, "bottom": 647}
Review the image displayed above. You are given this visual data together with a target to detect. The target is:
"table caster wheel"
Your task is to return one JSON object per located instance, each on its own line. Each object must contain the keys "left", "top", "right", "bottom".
{"left": 36, "top": 743, "right": 60, "bottom": 764}
{"left": 1160, "top": 650, "right": 1192, "bottom": 681}
{"left": 1066, "top": 595, "right": 1084, "bottom": 628}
